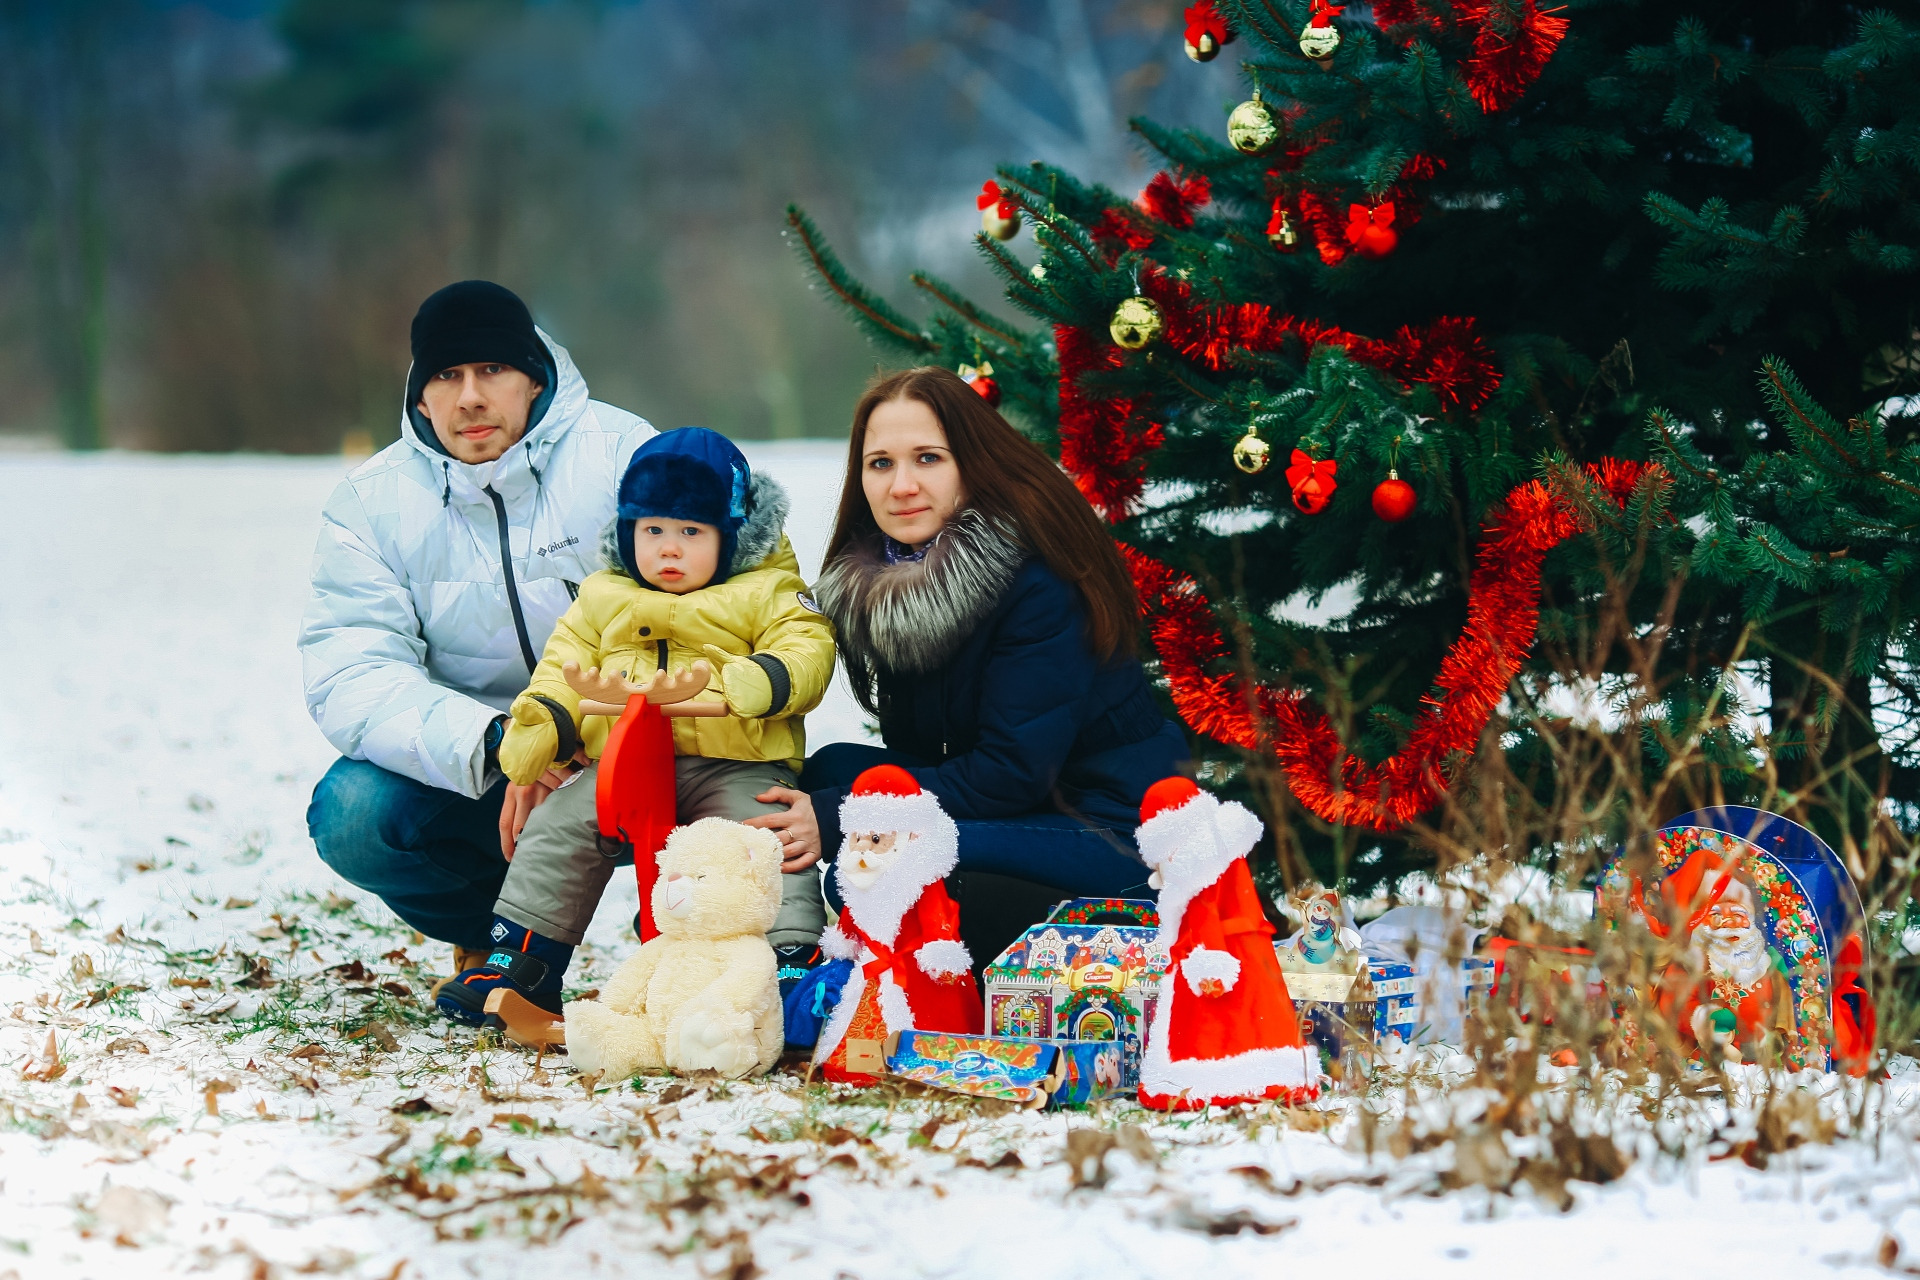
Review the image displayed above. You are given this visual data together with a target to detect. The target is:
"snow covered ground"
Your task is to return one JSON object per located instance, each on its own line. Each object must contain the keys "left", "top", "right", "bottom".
{"left": 0, "top": 448, "right": 1915, "bottom": 1280}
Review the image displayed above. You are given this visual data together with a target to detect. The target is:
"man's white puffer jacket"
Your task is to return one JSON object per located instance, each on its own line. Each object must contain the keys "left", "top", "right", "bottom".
{"left": 299, "top": 331, "right": 653, "bottom": 797}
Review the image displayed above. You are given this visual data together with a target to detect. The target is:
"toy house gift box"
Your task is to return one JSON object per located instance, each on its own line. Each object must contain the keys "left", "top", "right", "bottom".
{"left": 982, "top": 898, "right": 1166, "bottom": 1087}
{"left": 1598, "top": 806, "right": 1874, "bottom": 1075}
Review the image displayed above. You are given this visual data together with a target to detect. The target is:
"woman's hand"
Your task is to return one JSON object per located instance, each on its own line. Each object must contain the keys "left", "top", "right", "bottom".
{"left": 745, "top": 787, "right": 822, "bottom": 870}
{"left": 498, "top": 752, "right": 589, "bottom": 860}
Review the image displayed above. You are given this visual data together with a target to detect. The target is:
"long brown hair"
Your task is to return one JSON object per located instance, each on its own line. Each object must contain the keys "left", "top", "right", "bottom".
{"left": 825, "top": 366, "right": 1139, "bottom": 661}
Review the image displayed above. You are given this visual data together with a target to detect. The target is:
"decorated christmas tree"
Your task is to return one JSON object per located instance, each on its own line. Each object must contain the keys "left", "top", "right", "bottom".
{"left": 787, "top": 0, "right": 1920, "bottom": 891}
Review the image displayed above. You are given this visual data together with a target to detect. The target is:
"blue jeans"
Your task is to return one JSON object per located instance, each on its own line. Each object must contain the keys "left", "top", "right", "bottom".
{"left": 799, "top": 742, "right": 1155, "bottom": 913}
{"left": 307, "top": 757, "right": 509, "bottom": 950}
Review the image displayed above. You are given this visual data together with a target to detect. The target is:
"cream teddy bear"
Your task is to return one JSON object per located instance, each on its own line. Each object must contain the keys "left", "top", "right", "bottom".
{"left": 565, "top": 817, "right": 785, "bottom": 1081}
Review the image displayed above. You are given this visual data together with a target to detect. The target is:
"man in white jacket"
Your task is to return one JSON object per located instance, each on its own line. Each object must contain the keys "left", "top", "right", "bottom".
{"left": 300, "top": 281, "right": 652, "bottom": 971}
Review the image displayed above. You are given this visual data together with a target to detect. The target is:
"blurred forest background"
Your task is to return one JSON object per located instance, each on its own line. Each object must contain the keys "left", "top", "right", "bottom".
{"left": 0, "top": 0, "right": 1231, "bottom": 451}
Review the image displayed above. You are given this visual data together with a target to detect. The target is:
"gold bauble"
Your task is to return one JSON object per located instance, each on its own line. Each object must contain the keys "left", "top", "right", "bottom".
{"left": 1233, "top": 428, "right": 1270, "bottom": 474}
{"left": 1299, "top": 24, "right": 1341, "bottom": 63}
{"left": 1185, "top": 32, "right": 1219, "bottom": 62}
{"left": 1109, "top": 296, "right": 1165, "bottom": 350}
{"left": 1226, "top": 94, "right": 1279, "bottom": 156}
{"left": 981, "top": 204, "right": 1021, "bottom": 241}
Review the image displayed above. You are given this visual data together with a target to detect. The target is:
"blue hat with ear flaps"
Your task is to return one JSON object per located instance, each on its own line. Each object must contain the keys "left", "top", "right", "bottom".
{"left": 616, "top": 427, "right": 752, "bottom": 586}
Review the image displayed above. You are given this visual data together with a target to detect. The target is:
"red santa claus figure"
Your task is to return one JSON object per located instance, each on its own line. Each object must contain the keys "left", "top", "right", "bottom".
{"left": 1135, "top": 777, "right": 1320, "bottom": 1109}
{"left": 814, "top": 765, "right": 984, "bottom": 1083}
{"left": 1643, "top": 849, "right": 1796, "bottom": 1064}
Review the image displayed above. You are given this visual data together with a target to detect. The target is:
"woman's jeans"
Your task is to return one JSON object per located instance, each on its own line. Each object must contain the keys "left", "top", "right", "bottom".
{"left": 800, "top": 742, "right": 1154, "bottom": 966}
{"left": 308, "top": 757, "right": 509, "bottom": 950}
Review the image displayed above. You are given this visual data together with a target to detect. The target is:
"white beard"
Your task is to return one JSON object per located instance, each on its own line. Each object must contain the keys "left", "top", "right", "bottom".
{"left": 1703, "top": 926, "right": 1771, "bottom": 988}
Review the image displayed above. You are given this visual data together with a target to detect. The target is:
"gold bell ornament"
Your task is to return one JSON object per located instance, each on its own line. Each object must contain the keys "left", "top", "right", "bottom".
{"left": 1226, "top": 89, "right": 1279, "bottom": 156}
{"left": 1109, "top": 295, "right": 1166, "bottom": 350}
{"left": 1299, "top": 0, "right": 1343, "bottom": 67}
{"left": 1183, "top": 1, "right": 1233, "bottom": 62}
{"left": 1266, "top": 201, "right": 1299, "bottom": 249}
{"left": 977, "top": 180, "right": 1021, "bottom": 241}
{"left": 1233, "top": 424, "right": 1271, "bottom": 474}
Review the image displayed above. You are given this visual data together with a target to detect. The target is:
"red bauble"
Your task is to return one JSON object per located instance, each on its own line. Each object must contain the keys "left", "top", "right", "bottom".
{"left": 1372, "top": 471, "right": 1416, "bottom": 521}
{"left": 1285, "top": 448, "right": 1338, "bottom": 514}
{"left": 958, "top": 362, "right": 1001, "bottom": 408}
{"left": 1345, "top": 202, "right": 1398, "bottom": 258}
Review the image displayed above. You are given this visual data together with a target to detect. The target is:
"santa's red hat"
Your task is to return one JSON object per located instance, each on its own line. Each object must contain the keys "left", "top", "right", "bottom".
{"left": 1135, "top": 776, "right": 1262, "bottom": 912}
{"left": 840, "top": 765, "right": 950, "bottom": 840}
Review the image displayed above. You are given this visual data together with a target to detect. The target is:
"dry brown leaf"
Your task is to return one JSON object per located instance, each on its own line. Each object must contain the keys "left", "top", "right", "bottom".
{"left": 169, "top": 976, "right": 211, "bottom": 989}
{"left": 288, "top": 1043, "right": 327, "bottom": 1061}
{"left": 203, "top": 1078, "right": 236, "bottom": 1116}
{"left": 222, "top": 897, "right": 255, "bottom": 910}
{"left": 108, "top": 1086, "right": 140, "bottom": 1108}
{"left": 21, "top": 1030, "right": 64, "bottom": 1082}
{"left": 104, "top": 1038, "right": 148, "bottom": 1055}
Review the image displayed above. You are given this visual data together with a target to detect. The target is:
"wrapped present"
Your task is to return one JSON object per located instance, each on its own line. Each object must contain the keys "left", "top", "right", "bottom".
{"left": 1281, "top": 963, "right": 1378, "bottom": 1069}
{"left": 884, "top": 1030, "right": 1127, "bottom": 1110}
{"left": 983, "top": 898, "right": 1166, "bottom": 1087}
{"left": 1368, "top": 960, "right": 1418, "bottom": 1044}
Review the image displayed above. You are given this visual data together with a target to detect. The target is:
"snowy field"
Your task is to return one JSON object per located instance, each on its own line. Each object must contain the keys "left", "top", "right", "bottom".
{"left": 0, "top": 447, "right": 1916, "bottom": 1280}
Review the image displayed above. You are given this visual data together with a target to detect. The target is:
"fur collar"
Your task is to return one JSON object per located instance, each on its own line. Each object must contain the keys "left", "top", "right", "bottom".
{"left": 1139, "top": 790, "right": 1263, "bottom": 942}
{"left": 598, "top": 471, "right": 789, "bottom": 579}
{"left": 813, "top": 509, "right": 1024, "bottom": 674}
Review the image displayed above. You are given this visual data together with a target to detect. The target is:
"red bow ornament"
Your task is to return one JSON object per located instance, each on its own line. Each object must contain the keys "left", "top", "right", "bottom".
{"left": 1184, "top": 2, "right": 1230, "bottom": 47}
{"left": 977, "top": 180, "right": 1017, "bottom": 221}
{"left": 1285, "top": 449, "right": 1338, "bottom": 514}
{"left": 1345, "top": 202, "right": 1398, "bottom": 258}
{"left": 1309, "top": 0, "right": 1345, "bottom": 26}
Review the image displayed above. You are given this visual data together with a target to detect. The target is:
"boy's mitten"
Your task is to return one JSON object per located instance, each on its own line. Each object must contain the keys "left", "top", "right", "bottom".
{"left": 497, "top": 693, "right": 579, "bottom": 785}
{"left": 701, "top": 644, "right": 779, "bottom": 717}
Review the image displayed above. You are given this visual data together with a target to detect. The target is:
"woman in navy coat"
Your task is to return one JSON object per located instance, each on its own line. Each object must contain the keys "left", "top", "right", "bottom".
{"left": 746, "top": 367, "right": 1190, "bottom": 965}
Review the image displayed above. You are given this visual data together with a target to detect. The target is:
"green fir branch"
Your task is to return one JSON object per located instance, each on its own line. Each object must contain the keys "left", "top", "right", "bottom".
{"left": 782, "top": 205, "right": 934, "bottom": 355}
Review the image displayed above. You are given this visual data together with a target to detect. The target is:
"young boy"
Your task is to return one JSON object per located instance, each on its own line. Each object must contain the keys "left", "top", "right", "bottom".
{"left": 435, "top": 427, "right": 835, "bottom": 1026}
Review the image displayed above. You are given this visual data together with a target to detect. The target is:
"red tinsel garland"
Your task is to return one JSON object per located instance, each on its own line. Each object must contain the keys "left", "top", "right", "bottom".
{"left": 1136, "top": 271, "right": 1502, "bottom": 412}
{"left": 1370, "top": 0, "right": 1567, "bottom": 111}
{"left": 1121, "top": 459, "right": 1662, "bottom": 829}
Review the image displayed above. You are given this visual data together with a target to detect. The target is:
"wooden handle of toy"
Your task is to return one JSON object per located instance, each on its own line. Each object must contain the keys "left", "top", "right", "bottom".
{"left": 578, "top": 698, "right": 729, "bottom": 718}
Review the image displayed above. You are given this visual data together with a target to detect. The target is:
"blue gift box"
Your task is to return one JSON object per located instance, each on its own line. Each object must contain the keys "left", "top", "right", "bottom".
{"left": 1369, "top": 960, "right": 1418, "bottom": 1044}
{"left": 884, "top": 1030, "right": 1127, "bottom": 1110}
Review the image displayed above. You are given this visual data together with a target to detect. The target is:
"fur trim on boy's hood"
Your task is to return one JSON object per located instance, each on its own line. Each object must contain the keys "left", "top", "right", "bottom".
{"left": 599, "top": 472, "right": 790, "bottom": 581}
{"left": 812, "top": 509, "right": 1024, "bottom": 674}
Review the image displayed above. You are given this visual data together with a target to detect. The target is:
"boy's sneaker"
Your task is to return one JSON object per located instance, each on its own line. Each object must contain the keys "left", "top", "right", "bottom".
{"left": 436, "top": 917, "right": 573, "bottom": 1028}
{"left": 773, "top": 943, "right": 825, "bottom": 1003}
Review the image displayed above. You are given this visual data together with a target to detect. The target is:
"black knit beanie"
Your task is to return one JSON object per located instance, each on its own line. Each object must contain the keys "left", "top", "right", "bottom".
{"left": 404, "top": 281, "right": 557, "bottom": 451}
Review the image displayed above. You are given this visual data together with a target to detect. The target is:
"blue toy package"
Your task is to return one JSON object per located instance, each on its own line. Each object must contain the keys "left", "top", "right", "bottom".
{"left": 885, "top": 1030, "right": 1128, "bottom": 1110}
{"left": 782, "top": 958, "right": 852, "bottom": 1049}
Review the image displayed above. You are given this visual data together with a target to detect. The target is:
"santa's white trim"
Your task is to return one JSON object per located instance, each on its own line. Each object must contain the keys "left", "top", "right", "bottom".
{"left": 1139, "top": 959, "right": 1320, "bottom": 1102}
{"left": 915, "top": 939, "right": 972, "bottom": 979}
{"left": 1140, "top": 791, "right": 1263, "bottom": 942}
{"left": 1181, "top": 945, "right": 1241, "bottom": 995}
{"left": 832, "top": 796, "right": 961, "bottom": 946}
{"left": 812, "top": 962, "right": 865, "bottom": 1067}
{"left": 810, "top": 957, "right": 918, "bottom": 1070}
{"left": 819, "top": 921, "right": 859, "bottom": 961}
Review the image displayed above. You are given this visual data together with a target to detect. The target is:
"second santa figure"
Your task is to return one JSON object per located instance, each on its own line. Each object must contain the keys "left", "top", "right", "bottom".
{"left": 1136, "top": 777, "right": 1321, "bottom": 1109}
{"left": 813, "top": 765, "right": 984, "bottom": 1083}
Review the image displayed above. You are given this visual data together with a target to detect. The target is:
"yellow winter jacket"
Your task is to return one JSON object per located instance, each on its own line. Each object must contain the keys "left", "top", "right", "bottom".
{"left": 516, "top": 535, "right": 834, "bottom": 768}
